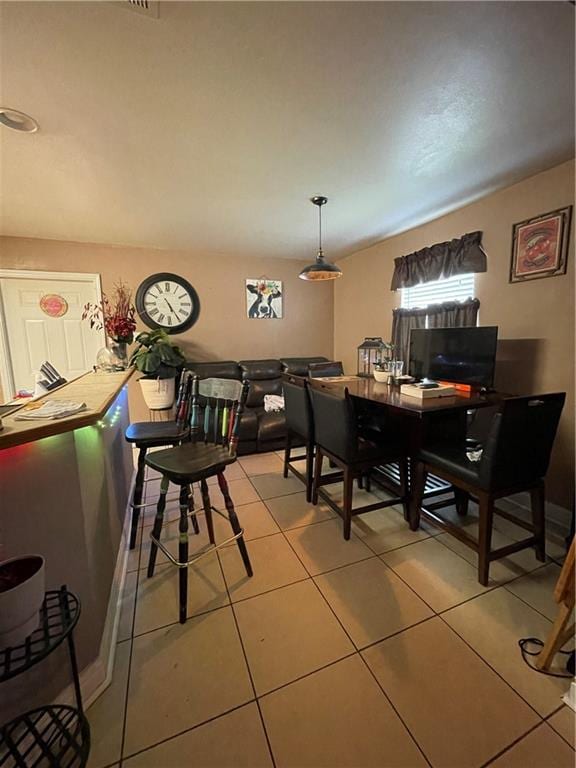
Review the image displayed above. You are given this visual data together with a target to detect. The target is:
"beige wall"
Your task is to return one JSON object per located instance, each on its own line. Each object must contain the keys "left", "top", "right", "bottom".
{"left": 335, "top": 160, "right": 575, "bottom": 509}
{"left": 0, "top": 237, "right": 334, "bottom": 418}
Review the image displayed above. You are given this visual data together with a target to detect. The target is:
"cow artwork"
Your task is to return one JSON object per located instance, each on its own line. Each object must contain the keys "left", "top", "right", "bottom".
{"left": 246, "top": 279, "right": 283, "bottom": 319}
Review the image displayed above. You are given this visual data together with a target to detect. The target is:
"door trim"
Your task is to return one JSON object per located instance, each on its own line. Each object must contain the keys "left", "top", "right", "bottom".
{"left": 0, "top": 270, "right": 105, "bottom": 401}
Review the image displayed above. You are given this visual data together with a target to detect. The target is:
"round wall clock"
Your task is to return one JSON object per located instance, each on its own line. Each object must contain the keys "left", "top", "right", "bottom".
{"left": 135, "top": 273, "right": 200, "bottom": 334}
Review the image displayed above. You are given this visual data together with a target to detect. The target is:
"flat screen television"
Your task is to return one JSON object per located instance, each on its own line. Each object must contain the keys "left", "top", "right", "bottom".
{"left": 409, "top": 326, "right": 498, "bottom": 388}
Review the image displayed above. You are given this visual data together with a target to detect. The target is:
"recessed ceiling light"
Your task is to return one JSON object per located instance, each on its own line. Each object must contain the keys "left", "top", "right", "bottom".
{"left": 0, "top": 108, "right": 39, "bottom": 133}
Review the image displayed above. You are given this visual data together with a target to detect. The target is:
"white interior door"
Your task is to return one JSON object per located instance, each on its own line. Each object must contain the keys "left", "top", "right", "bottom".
{"left": 0, "top": 272, "right": 105, "bottom": 400}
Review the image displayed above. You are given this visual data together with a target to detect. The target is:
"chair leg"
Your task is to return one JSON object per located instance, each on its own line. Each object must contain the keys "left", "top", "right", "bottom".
{"left": 312, "top": 446, "right": 323, "bottom": 505}
{"left": 365, "top": 471, "right": 372, "bottom": 493}
{"left": 147, "top": 474, "right": 169, "bottom": 577}
{"left": 478, "top": 492, "right": 494, "bottom": 586}
{"left": 399, "top": 458, "right": 409, "bottom": 521}
{"left": 530, "top": 481, "right": 546, "bottom": 562}
{"left": 535, "top": 602, "right": 575, "bottom": 670}
{"left": 201, "top": 478, "right": 215, "bottom": 545}
{"left": 409, "top": 462, "right": 426, "bottom": 531}
{"left": 343, "top": 468, "right": 354, "bottom": 540}
{"left": 178, "top": 485, "right": 189, "bottom": 624}
{"left": 305, "top": 442, "right": 314, "bottom": 503}
{"left": 217, "top": 472, "right": 252, "bottom": 577}
{"left": 454, "top": 488, "right": 470, "bottom": 517}
{"left": 188, "top": 483, "right": 200, "bottom": 535}
{"left": 357, "top": 475, "right": 364, "bottom": 490}
{"left": 283, "top": 432, "right": 292, "bottom": 479}
{"left": 130, "top": 447, "right": 147, "bottom": 549}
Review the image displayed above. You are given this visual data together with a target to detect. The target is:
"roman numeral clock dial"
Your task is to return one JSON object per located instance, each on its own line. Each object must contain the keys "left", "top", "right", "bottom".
{"left": 136, "top": 273, "right": 200, "bottom": 334}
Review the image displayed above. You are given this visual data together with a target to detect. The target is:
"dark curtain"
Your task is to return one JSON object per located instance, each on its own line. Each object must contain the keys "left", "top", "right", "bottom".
{"left": 390, "top": 231, "right": 487, "bottom": 291}
{"left": 427, "top": 298, "right": 480, "bottom": 328}
{"left": 391, "top": 307, "right": 427, "bottom": 368}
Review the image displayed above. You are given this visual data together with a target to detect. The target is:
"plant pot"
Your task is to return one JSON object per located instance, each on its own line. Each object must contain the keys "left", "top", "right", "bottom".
{"left": 139, "top": 377, "right": 175, "bottom": 410}
{"left": 0, "top": 555, "right": 45, "bottom": 649}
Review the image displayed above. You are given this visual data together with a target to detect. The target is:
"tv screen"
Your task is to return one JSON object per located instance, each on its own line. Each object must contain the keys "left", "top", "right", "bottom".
{"left": 409, "top": 327, "right": 498, "bottom": 388}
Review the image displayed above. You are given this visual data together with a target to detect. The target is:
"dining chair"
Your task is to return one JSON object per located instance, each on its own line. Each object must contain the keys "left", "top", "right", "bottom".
{"left": 282, "top": 373, "right": 315, "bottom": 502}
{"left": 144, "top": 375, "right": 253, "bottom": 624}
{"left": 308, "top": 361, "right": 345, "bottom": 378}
{"left": 124, "top": 372, "right": 196, "bottom": 549}
{"left": 409, "top": 393, "right": 566, "bottom": 585}
{"left": 309, "top": 381, "right": 409, "bottom": 539}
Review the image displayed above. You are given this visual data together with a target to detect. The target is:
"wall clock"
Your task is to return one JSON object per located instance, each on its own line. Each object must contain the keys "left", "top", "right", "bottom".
{"left": 135, "top": 273, "right": 200, "bottom": 333}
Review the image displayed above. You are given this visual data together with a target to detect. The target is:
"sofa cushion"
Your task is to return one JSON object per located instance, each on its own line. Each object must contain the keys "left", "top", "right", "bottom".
{"left": 280, "top": 357, "right": 330, "bottom": 376}
{"left": 239, "top": 359, "right": 283, "bottom": 380}
{"left": 246, "top": 377, "right": 283, "bottom": 408}
{"left": 185, "top": 361, "right": 241, "bottom": 380}
{"left": 237, "top": 408, "right": 258, "bottom": 441}
{"left": 257, "top": 409, "right": 286, "bottom": 444}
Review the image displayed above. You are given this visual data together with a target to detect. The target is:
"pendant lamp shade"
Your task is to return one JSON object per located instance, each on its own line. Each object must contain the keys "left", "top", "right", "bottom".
{"left": 299, "top": 196, "right": 342, "bottom": 281}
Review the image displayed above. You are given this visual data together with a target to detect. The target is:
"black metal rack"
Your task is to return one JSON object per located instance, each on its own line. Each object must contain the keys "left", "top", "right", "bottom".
{"left": 0, "top": 586, "right": 90, "bottom": 767}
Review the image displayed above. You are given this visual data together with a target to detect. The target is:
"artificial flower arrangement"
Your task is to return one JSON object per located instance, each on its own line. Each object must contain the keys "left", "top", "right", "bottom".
{"left": 82, "top": 281, "right": 137, "bottom": 343}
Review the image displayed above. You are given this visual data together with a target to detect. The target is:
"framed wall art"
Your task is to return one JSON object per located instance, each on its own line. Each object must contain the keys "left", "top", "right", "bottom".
{"left": 509, "top": 205, "right": 572, "bottom": 283}
{"left": 246, "top": 279, "right": 283, "bottom": 319}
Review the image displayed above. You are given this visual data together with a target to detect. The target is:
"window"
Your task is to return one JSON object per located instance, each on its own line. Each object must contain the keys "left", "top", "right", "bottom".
{"left": 401, "top": 273, "right": 475, "bottom": 310}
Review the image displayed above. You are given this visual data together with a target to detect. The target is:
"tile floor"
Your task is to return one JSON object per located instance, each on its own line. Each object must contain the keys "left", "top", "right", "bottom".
{"left": 89, "top": 451, "right": 575, "bottom": 767}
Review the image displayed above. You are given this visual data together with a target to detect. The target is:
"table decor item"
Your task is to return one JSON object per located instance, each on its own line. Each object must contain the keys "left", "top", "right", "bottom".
{"left": 130, "top": 329, "right": 186, "bottom": 409}
{"left": 358, "top": 338, "right": 393, "bottom": 377}
{"left": 510, "top": 206, "right": 572, "bottom": 283}
{"left": 0, "top": 554, "right": 45, "bottom": 648}
{"left": 83, "top": 280, "right": 137, "bottom": 369}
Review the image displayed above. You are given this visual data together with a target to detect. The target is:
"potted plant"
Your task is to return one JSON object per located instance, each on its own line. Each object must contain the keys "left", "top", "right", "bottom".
{"left": 130, "top": 329, "right": 186, "bottom": 409}
{"left": 83, "top": 281, "right": 137, "bottom": 370}
{"left": 0, "top": 555, "right": 45, "bottom": 649}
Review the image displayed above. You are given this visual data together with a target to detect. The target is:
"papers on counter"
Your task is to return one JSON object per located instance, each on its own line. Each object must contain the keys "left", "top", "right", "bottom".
{"left": 15, "top": 400, "right": 88, "bottom": 420}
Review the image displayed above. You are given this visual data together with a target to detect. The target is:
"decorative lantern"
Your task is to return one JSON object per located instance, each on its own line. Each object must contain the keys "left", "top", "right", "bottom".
{"left": 357, "top": 337, "right": 390, "bottom": 377}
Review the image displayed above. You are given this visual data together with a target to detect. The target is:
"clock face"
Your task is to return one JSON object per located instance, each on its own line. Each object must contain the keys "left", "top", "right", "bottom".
{"left": 136, "top": 273, "right": 200, "bottom": 333}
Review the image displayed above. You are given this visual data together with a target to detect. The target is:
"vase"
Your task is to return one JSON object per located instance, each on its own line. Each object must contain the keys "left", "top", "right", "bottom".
{"left": 108, "top": 339, "right": 129, "bottom": 370}
{"left": 139, "top": 377, "right": 176, "bottom": 410}
{"left": 0, "top": 555, "right": 45, "bottom": 649}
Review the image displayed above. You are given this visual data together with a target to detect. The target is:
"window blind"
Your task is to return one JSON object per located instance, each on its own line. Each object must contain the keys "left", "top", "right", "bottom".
{"left": 401, "top": 273, "right": 475, "bottom": 310}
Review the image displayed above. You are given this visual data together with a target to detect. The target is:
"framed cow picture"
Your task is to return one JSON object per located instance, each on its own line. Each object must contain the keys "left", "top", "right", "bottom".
{"left": 509, "top": 206, "right": 572, "bottom": 283}
{"left": 246, "top": 279, "right": 283, "bottom": 319}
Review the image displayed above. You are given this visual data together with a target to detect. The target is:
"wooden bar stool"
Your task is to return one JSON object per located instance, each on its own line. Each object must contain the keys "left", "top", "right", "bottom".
{"left": 145, "top": 376, "right": 253, "bottom": 624}
{"left": 124, "top": 374, "right": 194, "bottom": 549}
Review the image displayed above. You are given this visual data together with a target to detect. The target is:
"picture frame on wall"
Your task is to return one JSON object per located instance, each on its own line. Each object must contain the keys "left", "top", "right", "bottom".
{"left": 246, "top": 279, "right": 283, "bottom": 318}
{"left": 509, "top": 205, "right": 572, "bottom": 283}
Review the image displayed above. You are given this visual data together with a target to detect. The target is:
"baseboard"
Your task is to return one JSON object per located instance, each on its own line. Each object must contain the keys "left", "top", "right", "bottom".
{"left": 57, "top": 469, "right": 135, "bottom": 708}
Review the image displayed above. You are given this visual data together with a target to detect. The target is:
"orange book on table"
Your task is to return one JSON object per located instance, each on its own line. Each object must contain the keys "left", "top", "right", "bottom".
{"left": 437, "top": 380, "right": 473, "bottom": 393}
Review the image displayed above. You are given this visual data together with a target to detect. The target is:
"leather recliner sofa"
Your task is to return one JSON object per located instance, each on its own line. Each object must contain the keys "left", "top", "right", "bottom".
{"left": 185, "top": 357, "right": 330, "bottom": 454}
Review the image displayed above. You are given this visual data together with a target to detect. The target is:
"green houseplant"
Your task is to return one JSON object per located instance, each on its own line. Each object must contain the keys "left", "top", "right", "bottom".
{"left": 130, "top": 330, "right": 186, "bottom": 409}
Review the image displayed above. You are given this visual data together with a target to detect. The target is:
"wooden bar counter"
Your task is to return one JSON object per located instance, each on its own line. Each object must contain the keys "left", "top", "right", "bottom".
{"left": 0, "top": 371, "right": 135, "bottom": 723}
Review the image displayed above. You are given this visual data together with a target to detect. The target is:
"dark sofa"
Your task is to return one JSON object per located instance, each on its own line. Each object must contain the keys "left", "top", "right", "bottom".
{"left": 185, "top": 357, "right": 329, "bottom": 454}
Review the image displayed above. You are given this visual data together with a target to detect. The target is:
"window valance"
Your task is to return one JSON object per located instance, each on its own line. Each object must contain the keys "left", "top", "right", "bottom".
{"left": 390, "top": 231, "right": 487, "bottom": 291}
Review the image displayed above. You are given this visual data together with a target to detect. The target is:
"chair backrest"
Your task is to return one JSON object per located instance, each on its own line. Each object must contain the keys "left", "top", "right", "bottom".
{"left": 479, "top": 393, "right": 565, "bottom": 489}
{"left": 282, "top": 373, "right": 314, "bottom": 441}
{"left": 308, "top": 361, "right": 345, "bottom": 378}
{"left": 309, "top": 382, "right": 358, "bottom": 462}
{"left": 190, "top": 376, "right": 250, "bottom": 454}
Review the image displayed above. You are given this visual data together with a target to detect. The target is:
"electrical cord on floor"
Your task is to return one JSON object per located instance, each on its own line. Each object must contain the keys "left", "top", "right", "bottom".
{"left": 518, "top": 638, "right": 574, "bottom": 678}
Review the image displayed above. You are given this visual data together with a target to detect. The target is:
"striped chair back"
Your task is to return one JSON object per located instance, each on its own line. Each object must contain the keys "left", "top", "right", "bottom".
{"left": 190, "top": 376, "right": 249, "bottom": 453}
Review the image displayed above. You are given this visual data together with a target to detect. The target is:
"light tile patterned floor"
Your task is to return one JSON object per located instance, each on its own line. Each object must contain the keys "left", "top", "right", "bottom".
{"left": 88, "top": 453, "right": 575, "bottom": 767}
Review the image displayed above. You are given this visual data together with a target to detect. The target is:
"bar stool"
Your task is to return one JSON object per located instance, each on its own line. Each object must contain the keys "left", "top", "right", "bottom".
{"left": 410, "top": 393, "right": 565, "bottom": 585}
{"left": 145, "top": 376, "right": 253, "bottom": 624}
{"left": 124, "top": 374, "right": 194, "bottom": 549}
{"left": 309, "top": 382, "right": 409, "bottom": 540}
{"left": 282, "top": 373, "right": 315, "bottom": 502}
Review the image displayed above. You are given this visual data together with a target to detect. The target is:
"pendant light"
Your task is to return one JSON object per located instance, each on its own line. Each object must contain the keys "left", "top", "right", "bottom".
{"left": 299, "top": 196, "right": 342, "bottom": 281}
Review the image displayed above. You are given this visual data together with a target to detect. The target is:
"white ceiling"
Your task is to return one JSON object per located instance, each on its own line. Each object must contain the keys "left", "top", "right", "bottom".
{"left": 0, "top": 1, "right": 574, "bottom": 260}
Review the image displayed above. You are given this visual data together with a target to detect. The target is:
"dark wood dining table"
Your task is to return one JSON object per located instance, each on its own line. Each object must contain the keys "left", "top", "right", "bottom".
{"left": 309, "top": 376, "right": 507, "bottom": 517}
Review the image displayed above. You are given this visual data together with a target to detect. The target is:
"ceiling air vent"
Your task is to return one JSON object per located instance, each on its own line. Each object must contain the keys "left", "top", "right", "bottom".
{"left": 120, "top": 0, "right": 159, "bottom": 18}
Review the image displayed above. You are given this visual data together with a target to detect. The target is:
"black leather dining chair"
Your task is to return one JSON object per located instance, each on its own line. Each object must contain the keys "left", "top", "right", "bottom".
{"left": 309, "top": 382, "right": 409, "bottom": 539}
{"left": 308, "top": 361, "right": 345, "bottom": 378}
{"left": 409, "top": 393, "right": 566, "bottom": 585}
{"left": 282, "top": 373, "right": 315, "bottom": 501}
